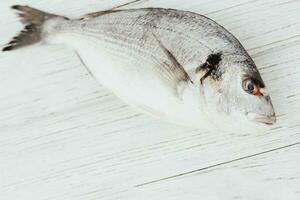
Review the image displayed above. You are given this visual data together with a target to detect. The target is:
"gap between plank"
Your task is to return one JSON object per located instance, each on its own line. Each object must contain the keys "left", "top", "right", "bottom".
{"left": 135, "top": 141, "right": 300, "bottom": 187}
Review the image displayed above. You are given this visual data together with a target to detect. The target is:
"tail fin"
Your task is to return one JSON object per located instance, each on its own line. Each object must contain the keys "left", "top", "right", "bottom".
{"left": 2, "top": 5, "right": 63, "bottom": 51}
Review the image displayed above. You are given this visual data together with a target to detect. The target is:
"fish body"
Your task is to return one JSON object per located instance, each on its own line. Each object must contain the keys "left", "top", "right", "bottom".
{"left": 3, "top": 5, "right": 276, "bottom": 131}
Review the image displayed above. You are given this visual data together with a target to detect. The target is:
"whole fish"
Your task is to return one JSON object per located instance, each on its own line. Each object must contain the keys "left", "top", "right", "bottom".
{"left": 3, "top": 5, "right": 276, "bottom": 131}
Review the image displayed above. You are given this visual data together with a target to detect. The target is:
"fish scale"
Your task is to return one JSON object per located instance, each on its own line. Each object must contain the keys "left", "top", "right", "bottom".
{"left": 72, "top": 31, "right": 174, "bottom": 83}
{"left": 65, "top": 15, "right": 216, "bottom": 67}
{"left": 67, "top": 27, "right": 186, "bottom": 84}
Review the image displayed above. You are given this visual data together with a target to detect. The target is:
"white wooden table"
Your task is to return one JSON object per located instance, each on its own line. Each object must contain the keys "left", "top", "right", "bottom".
{"left": 0, "top": 0, "right": 299, "bottom": 199}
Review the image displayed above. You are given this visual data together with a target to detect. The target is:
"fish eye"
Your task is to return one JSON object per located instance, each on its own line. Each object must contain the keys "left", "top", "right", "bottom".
{"left": 243, "top": 79, "right": 260, "bottom": 96}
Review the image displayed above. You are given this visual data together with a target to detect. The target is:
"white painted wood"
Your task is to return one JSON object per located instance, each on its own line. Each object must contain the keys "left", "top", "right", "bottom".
{"left": 126, "top": 144, "right": 300, "bottom": 200}
{"left": 0, "top": 0, "right": 299, "bottom": 199}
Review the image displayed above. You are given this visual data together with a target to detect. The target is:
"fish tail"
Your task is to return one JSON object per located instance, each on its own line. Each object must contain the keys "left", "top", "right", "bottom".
{"left": 2, "top": 5, "right": 67, "bottom": 51}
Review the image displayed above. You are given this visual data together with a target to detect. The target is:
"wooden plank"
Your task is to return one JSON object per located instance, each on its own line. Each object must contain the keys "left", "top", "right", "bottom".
{"left": 0, "top": 0, "right": 299, "bottom": 199}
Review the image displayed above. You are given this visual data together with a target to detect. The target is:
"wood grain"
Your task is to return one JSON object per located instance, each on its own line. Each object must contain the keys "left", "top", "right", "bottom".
{"left": 0, "top": 0, "right": 299, "bottom": 199}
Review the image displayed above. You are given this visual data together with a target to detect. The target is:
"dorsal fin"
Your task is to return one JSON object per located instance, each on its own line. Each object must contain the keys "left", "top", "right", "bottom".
{"left": 80, "top": 10, "right": 120, "bottom": 19}
{"left": 80, "top": 0, "right": 142, "bottom": 19}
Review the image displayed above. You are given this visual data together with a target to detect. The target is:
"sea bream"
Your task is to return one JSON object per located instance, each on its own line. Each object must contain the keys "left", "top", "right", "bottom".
{"left": 3, "top": 5, "right": 276, "bottom": 131}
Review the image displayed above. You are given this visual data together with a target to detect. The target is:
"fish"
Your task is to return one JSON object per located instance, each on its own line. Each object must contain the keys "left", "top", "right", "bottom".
{"left": 3, "top": 5, "right": 276, "bottom": 131}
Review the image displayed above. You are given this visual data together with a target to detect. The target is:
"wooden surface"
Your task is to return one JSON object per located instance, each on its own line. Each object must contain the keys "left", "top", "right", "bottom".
{"left": 0, "top": 0, "right": 300, "bottom": 199}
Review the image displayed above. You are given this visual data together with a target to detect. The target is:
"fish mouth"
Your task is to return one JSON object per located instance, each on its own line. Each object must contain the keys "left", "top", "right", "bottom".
{"left": 254, "top": 114, "right": 276, "bottom": 125}
{"left": 247, "top": 113, "right": 276, "bottom": 125}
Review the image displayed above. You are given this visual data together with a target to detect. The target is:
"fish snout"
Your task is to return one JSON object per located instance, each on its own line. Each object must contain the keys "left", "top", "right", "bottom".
{"left": 254, "top": 113, "right": 276, "bottom": 125}
{"left": 246, "top": 112, "right": 276, "bottom": 125}
{"left": 260, "top": 95, "right": 276, "bottom": 125}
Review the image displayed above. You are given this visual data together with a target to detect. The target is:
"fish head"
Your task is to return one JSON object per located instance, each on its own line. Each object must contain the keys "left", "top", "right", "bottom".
{"left": 239, "top": 72, "right": 276, "bottom": 126}
{"left": 197, "top": 54, "right": 276, "bottom": 130}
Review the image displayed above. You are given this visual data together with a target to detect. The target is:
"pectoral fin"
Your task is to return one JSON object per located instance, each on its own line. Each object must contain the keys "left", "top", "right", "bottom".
{"left": 152, "top": 33, "right": 193, "bottom": 86}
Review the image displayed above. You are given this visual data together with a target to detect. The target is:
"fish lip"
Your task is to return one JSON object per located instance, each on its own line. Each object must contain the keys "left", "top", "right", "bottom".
{"left": 254, "top": 115, "right": 276, "bottom": 125}
{"left": 246, "top": 112, "right": 276, "bottom": 125}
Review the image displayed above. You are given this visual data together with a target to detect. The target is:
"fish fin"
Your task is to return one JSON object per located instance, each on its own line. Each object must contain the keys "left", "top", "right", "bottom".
{"left": 2, "top": 5, "right": 65, "bottom": 51}
{"left": 133, "top": 103, "right": 167, "bottom": 120}
{"left": 152, "top": 33, "right": 193, "bottom": 85}
{"left": 80, "top": 0, "right": 141, "bottom": 19}
{"left": 80, "top": 10, "right": 121, "bottom": 19}
{"left": 74, "top": 50, "right": 93, "bottom": 77}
